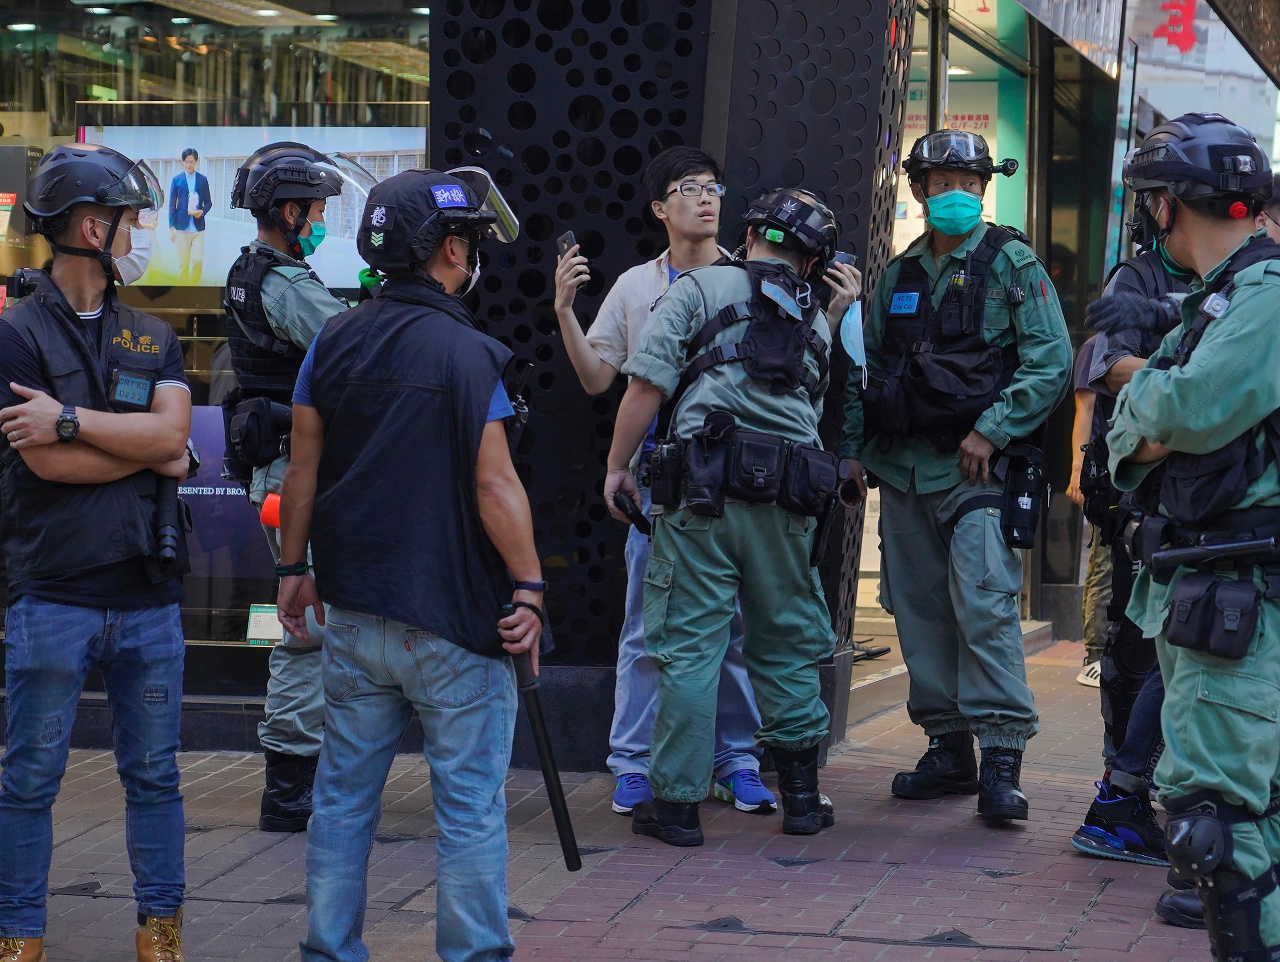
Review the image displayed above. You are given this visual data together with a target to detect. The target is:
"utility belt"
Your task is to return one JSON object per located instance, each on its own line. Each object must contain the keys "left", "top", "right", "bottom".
{"left": 220, "top": 386, "right": 293, "bottom": 484}
{"left": 647, "top": 412, "right": 840, "bottom": 566}
{"left": 1125, "top": 506, "right": 1280, "bottom": 662}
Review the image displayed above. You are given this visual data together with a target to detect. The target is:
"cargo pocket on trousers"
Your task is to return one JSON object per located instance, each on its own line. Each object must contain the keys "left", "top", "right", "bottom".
{"left": 969, "top": 509, "right": 1022, "bottom": 595}
{"left": 322, "top": 622, "right": 359, "bottom": 703}
{"left": 642, "top": 556, "right": 675, "bottom": 657}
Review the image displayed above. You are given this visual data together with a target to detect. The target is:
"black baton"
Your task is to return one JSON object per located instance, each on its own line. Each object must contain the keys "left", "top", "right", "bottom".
{"left": 155, "top": 475, "right": 181, "bottom": 569}
{"left": 504, "top": 607, "right": 581, "bottom": 872}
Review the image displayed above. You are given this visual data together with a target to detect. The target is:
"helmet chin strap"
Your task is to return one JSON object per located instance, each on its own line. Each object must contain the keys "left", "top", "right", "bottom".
{"left": 49, "top": 207, "right": 124, "bottom": 290}
{"left": 269, "top": 202, "right": 309, "bottom": 260}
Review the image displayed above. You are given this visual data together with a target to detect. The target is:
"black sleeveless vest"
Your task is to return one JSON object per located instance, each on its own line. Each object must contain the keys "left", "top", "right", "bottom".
{"left": 224, "top": 244, "right": 310, "bottom": 405}
{"left": 0, "top": 275, "right": 183, "bottom": 584}
{"left": 306, "top": 275, "right": 515, "bottom": 656}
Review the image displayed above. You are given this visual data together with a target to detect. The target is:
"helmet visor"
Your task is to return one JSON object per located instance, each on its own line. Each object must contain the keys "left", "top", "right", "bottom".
{"left": 916, "top": 130, "right": 987, "bottom": 161}
{"left": 447, "top": 166, "right": 519, "bottom": 243}
{"left": 101, "top": 160, "right": 164, "bottom": 214}
{"left": 321, "top": 153, "right": 380, "bottom": 207}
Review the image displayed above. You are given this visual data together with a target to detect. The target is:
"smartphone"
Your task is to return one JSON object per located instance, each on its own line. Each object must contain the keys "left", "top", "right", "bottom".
{"left": 557, "top": 230, "right": 578, "bottom": 259}
{"left": 833, "top": 251, "right": 857, "bottom": 268}
{"left": 612, "top": 492, "right": 652, "bottom": 536}
{"left": 819, "top": 251, "right": 859, "bottom": 310}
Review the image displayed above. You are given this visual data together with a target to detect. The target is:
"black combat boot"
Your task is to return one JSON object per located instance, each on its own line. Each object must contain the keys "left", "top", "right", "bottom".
{"left": 259, "top": 750, "right": 318, "bottom": 833}
{"left": 891, "top": 732, "right": 979, "bottom": 799}
{"left": 1155, "top": 884, "right": 1206, "bottom": 929}
{"left": 977, "top": 747, "right": 1029, "bottom": 820}
{"left": 631, "top": 798, "right": 703, "bottom": 847}
{"left": 773, "top": 745, "right": 835, "bottom": 836}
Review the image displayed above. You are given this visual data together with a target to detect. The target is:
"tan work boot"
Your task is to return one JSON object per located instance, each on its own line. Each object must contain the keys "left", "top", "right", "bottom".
{"left": 0, "top": 936, "right": 45, "bottom": 962}
{"left": 135, "top": 907, "right": 183, "bottom": 962}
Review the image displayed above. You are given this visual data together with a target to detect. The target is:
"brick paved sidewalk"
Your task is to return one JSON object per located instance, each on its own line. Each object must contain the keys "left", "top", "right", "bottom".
{"left": 13, "top": 640, "right": 1209, "bottom": 961}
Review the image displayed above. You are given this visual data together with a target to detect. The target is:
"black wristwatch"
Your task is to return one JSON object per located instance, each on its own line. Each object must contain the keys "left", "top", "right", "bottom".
{"left": 55, "top": 405, "right": 79, "bottom": 444}
{"left": 276, "top": 561, "right": 310, "bottom": 577}
{"left": 513, "top": 580, "right": 547, "bottom": 592}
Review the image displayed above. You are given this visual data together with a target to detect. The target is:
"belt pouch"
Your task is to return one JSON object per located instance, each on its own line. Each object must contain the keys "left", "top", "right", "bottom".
{"left": 1165, "top": 572, "right": 1262, "bottom": 660}
{"left": 685, "top": 414, "right": 734, "bottom": 518}
{"left": 778, "top": 443, "right": 839, "bottom": 517}
{"left": 725, "top": 431, "right": 785, "bottom": 503}
{"left": 648, "top": 440, "right": 684, "bottom": 508}
{"left": 862, "top": 370, "right": 912, "bottom": 438}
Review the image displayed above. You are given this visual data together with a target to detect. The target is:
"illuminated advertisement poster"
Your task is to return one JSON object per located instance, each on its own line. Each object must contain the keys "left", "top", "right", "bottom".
{"left": 83, "top": 125, "right": 426, "bottom": 287}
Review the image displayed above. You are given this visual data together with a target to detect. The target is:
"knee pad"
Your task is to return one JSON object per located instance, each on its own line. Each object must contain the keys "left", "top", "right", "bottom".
{"left": 1165, "top": 810, "right": 1234, "bottom": 882}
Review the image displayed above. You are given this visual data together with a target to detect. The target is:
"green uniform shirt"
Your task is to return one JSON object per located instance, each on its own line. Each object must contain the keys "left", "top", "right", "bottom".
{"left": 839, "top": 222, "right": 1072, "bottom": 494}
{"left": 1108, "top": 232, "right": 1280, "bottom": 636}
{"left": 621, "top": 258, "right": 829, "bottom": 447}
{"left": 248, "top": 239, "right": 348, "bottom": 505}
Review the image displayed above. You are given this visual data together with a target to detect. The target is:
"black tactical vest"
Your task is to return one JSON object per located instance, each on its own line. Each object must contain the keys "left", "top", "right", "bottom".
{"left": 0, "top": 275, "right": 183, "bottom": 584}
{"left": 656, "top": 260, "right": 829, "bottom": 439}
{"left": 224, "top": 244, "right": 309, "bottom": 405}
{"left": 306, "top": 275, "right": 515, "bottom": 657}
{"left": 863, "top": 225, "right": 1027, "bottom": 452}
{"left": 1157, "top": 237, "right": 1280, "bottom": 526}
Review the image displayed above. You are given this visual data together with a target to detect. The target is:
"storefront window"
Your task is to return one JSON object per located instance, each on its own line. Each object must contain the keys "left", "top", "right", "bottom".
{"left": 0, "top": 2, "right": 429, "bottom": 664}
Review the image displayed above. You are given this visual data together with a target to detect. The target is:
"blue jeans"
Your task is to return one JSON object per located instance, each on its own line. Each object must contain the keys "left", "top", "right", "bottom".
{"left": 607, "top": 486, "right": 763, "bottom": 779}
{"left": 302, "top": 607, "right": 516, "bottom": 962}
{"left": 1111, "top": 667, "right": 1165, "bottom": 781}
{"left": 0, "top": 598, "right": 185, "bottom": 937}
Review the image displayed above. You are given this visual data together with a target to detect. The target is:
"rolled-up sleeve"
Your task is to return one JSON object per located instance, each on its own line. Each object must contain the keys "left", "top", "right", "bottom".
{"left": 620, "top": 275, "right": 703, "bottom": 400}
{"left": 974, "top": 262, "right": 1072, "bottom": 451}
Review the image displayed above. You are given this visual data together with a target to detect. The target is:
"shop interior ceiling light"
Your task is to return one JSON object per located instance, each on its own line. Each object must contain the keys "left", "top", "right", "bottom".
{"left": 948, "top": 65, "right": 974, "bottom": 75}
{"left": 7, "top": 23, "right": 37, "bottom": 31}
{"left": 298, "top": 38, "right": 429, "bottom": 83}
{"left": 146, "top": 0, "right": 324, "bottom": 28}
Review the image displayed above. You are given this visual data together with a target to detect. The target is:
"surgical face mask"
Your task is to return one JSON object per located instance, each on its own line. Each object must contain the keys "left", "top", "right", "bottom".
{"left": 457, "top": 262, "right": 481, "bottom": 298}
{"left": 298, "top": 220, "right": 326, "bottom": 257}
{"left": 924, "top": 188, "right": 984, "bottom": 236}
{"left": 113, "top": 225, "right": 153, "bottom": 286}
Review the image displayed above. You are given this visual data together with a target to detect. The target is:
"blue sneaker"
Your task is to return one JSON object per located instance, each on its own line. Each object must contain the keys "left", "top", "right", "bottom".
{"left": 1070, "top": 780, "right": 1169, "bottom": 867}
{"left": 612, "top": 772, "right": 652, "bottom": 815}
{"left": 712, "top": 769, "right": 777, "bottom": 814}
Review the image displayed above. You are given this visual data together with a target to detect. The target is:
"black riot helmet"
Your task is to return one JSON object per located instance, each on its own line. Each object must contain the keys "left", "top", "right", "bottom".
{"left": 25, "top": 142, "right": 164, "bottom": 284}
{"left": 903, "top": 129, "right": 1018, "bottom": 185}
{"left": 231, "top": 141, "right": 345, "bottom": 258}
{"left": 357, "top": 166, "right": 518, "bottom": 275}
{"left": 744, "top": 188, "right": 839, "bottom": 278}
{"left": 1123, "top": 112, "right": 1272, "bottom": 226}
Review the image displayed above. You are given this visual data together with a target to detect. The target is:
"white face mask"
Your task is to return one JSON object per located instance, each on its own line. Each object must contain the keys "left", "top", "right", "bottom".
{"left": 457, "top": 261, "right": 481, "bottom": 298}
{"left": 114, "top": 226, "right": 153, "bottom": 286}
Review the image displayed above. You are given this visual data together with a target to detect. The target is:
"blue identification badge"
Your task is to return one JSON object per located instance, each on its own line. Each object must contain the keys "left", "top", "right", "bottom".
{"left": 108, "top": 367, "right": 157, "bottom": 411}
{"left": 889, "top": 291, "right": 920, "bottom": 315}
{"left": 760, "top": 279, "right": 803, "bottom": 320}
{"left": 840, "top": 302, "right": 868, "bottom": 388}
{"left": 430, "top": 183, "right": 470, "bottom": 208}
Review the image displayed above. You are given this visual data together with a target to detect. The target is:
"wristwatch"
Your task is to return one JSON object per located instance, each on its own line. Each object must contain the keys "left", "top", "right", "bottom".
{"left": 55, "top": 405, "right": 79, "bottom": 444}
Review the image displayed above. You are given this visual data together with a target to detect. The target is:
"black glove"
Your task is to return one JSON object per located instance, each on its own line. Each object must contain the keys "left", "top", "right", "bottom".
{"left": 1086, "top": 291, "right": 1180, "bottom": 335}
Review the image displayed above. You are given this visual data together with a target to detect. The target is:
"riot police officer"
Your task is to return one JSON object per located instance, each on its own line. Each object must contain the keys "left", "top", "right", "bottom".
{"left": 604, "top": 187, "right": 842, "bottom": 845}
{"left": 223, "top": 142, "right": 354, "bottom": 833}
{"left": 1107, "top": 112, "right": 1280, "bottom": 960}
{"left": 0, "top": 145, "right": 192, "bottom": 961}
{"left": 840, "top": 130, "right": 1072, "bottom": 822}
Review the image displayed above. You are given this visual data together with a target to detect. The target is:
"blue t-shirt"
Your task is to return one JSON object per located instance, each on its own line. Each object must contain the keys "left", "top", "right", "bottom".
{"left": 293, "top": 338, "right": 513, "bottom": 420}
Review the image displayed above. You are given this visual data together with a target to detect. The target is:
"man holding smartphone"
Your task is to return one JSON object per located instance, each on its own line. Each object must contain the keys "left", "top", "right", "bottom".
{"left": 554, "top": 148, "right": 775, "bottom": 815}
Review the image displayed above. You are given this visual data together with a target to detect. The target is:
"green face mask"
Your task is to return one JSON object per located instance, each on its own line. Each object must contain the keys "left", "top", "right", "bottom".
{"left": 1155, "top": 237, "right": 1194, "bottom": 280}
{"left": 298, "top": 220, "right": 326, "bottom": 257}
{"left": 924, "top": 188, "right": 984, "bottom": 236}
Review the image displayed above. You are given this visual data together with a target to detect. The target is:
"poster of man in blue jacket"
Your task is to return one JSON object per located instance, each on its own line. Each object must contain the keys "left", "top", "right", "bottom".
{"left": 169, "top": 146, "right": 213, "bottom": 283}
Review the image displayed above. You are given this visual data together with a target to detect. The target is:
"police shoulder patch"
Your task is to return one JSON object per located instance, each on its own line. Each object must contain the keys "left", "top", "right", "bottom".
{"left": 1003, "top": 243, "right": 1040, "bottom": 272}
{"left": 364, "top": 204, "right": 396, "bottom": 231}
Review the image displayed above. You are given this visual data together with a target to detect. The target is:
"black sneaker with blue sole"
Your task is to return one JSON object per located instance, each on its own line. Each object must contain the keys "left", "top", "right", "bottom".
{"left": 1070, "top": 781, "right": 1169, "bottom": 867}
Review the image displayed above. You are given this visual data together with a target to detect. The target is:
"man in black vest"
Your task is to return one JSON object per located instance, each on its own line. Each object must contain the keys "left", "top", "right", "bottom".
{"left": 274, "top": 168, "right": 539, "bottom": 962}
{"left": 223, "top": 142, "right": 353, "bottom": 835}
{"left": 0, "top": 145, "right": 192, "bottom": 962}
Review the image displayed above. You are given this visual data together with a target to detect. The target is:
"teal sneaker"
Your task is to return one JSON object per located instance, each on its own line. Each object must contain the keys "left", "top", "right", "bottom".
{"left": 611, "top": 772, "right": 652, "bottom": 815}
{"left": 712, "top": 769, "right": 777, "bottom": 814}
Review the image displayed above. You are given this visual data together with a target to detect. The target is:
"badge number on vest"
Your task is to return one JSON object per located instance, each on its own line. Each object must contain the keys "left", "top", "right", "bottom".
{"left": 890, "top": 292, "right": 920, "bottom": 315}
{"left": 760, "top": 279, "right": 803, "bottom": 320}
{"left": 430, "top": 184, "right": 469, "bottom": 208}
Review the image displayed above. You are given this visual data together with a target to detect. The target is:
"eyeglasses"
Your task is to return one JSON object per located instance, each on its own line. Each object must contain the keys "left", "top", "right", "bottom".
{"left": 664, "top": 183, "right": 726, "bottom": 199}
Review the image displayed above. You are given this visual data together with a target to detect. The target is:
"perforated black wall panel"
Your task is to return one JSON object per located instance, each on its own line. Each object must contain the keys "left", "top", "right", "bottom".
{"left": 716, "top": 0, "right": 917, "bottom": 649}
{"left": 432, "top": 0, "right": 712, "bottom": 665}
{"left": 431, "top": 0, "right": 915, "bottom": 664}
